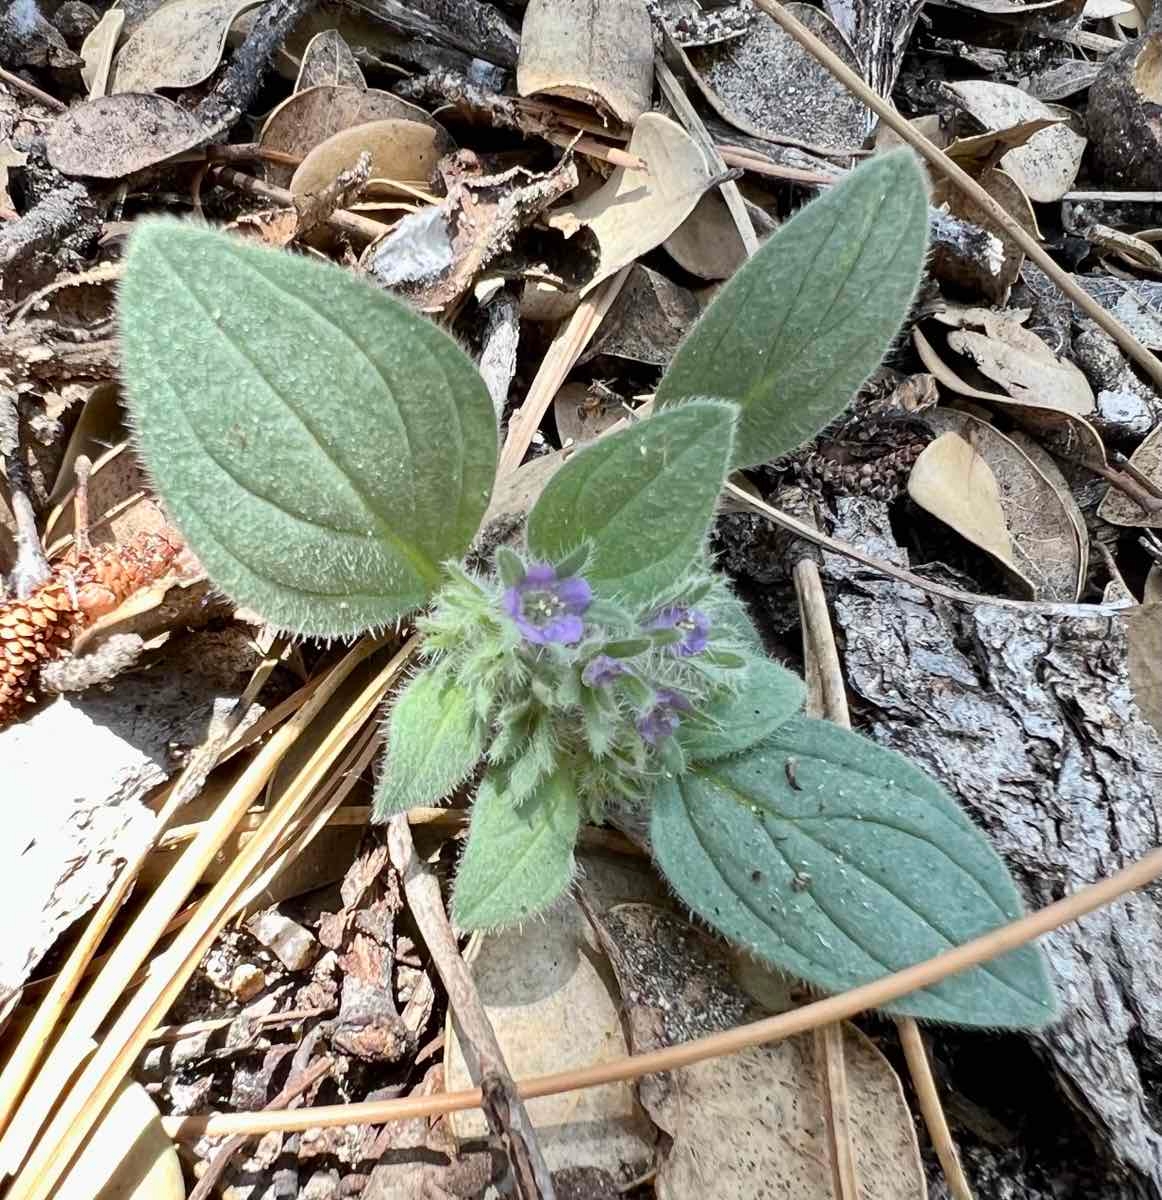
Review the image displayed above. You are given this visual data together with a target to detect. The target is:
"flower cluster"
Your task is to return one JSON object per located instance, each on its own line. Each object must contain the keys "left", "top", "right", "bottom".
{"left": 417, "top": 550, "right": 748, "bottom": 818}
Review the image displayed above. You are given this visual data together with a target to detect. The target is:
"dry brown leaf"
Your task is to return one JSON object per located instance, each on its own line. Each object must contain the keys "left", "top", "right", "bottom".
{"left": 46, "top": 93, "right": 210, "bottom": 179}
{"left": 445, "top": 854, "right": 663, "bottom": 1176}
{"left": 687, "top": 2, "right": 871, "bottom": 149}
{"left": 579, "top": 263, "right": 700, "bottom": 367}
{"left": 943, "top": 118, "right": 1064, "bottom": 174}
{"left": 110, "top": 0, "right": 263, "bottom": 94}
{"left": 1125, "top": 603, "right": 1162, "bottom": 737}
{"left": 925, "top": 410, "right": 1084, "bottom": 601}
{"left": 289, "top": 119, "right": 444, "bottom": 198}
{"left": 1007, "top": 428, "right": 1090, "bottom": 595}
{"left": 295, "top": 28, "right": 365, "bottom": 91}
{"left": 913, "top": 326, "right": 1108, "bottom": 470}
{"left": 908, "top": 430, "right": 1033, "bottom": 594}
{"left": 1098, "top": 423, "right": 1162, "bottom": 527}
{"left": 548, "top": 113, "right": 715, "bottom": 293}
{"left": 1084, "top": 0, "right": 1135, "bottom": 15}
{"left": 933, "top": 166, "right": 1039, "bottom": 303}
{"left": 947, "top": 314, "right": 1095, "bottom": 414}
{"left": 943, "top": 0, "right": 1085, "bottom": 24}
{"left": 593, "top": 904, "right": 925, "bottom": 1200}
{"left": 946, "top": 80, "right": 1086, "bottom": 201}
{"left": 259, "top": 85, "right": 444, "bottom": 188}
{"left": 79, "top": 8, "right": 124, "bottom": 99}
{"left": 664, "top": 189, "right": 751, "bottom": 280}
{"left": 516, "top": 0, "right": 653, "bottom": 125}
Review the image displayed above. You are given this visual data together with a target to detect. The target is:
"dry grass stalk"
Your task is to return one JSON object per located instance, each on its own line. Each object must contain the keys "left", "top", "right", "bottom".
{"left": 0, "top": 638, "right": 384, "bottom": 1184}
{"left": 8, "top": 639, "right": 411, "bottom": 1200}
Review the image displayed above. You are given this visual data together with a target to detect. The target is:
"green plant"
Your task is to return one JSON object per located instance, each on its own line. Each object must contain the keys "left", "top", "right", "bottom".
{"left": 120, "top": 150, "right": 1056, "bottom": 1028}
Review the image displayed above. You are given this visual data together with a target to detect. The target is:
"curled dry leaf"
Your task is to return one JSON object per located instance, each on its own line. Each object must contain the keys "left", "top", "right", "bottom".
{"left": 1098, "top": 423, "right": 1162, "bottom": 528}
{"left": 924, "top": 409, "right": 1084, "bottom": 602}
{"left": 289, "top": 119, "right": 445, "bottom": 198}
{"left": 932, "top": 167, "right": 1038, "bottom": 303}
{"left": 79, "top": 8, "right": 124, "bottom": 99}
{"left": 945, "top": 80, "right": 1086, "bottom": 202}
{"left": 686, "top": 2, "right": 871, "bottom": 149}
{"left": 1145, "top": 565, "right": 1162, "bottom": 604}
{"left": 547, "top": 113, "right": 716, "bottom": 293}
{"left": 1125, "top": 603, "right": 1162, "bottom": 738}
{"left": 259, "top": 85, "right": 444, "bottom": 188}
{"left": 517, "top": 0, "right": 653, "bottom": 125}
{"left": 943, "top": 118, "right": 1063, "bottom": 174}
{"left": 947, "top": 313, "right": 1095, "bottom": 415}
{"left": 907, "top": 429, "right": 1032, "bottom": 596}
{"left": 295, "top": 28, "right": 365, "bottom": 91}
{"left": 913, "top": 326, "right": 1108, "bottom": 470}
{"left": 1088, "top": 30, "right": 1162, "bottom": 189}
{"left": 110, "top": 0, "right": 263, "bottom": 94}
{"left": 46, "top": 93, "right": 211, "bottom": 178}
{"left": 591, "top": 903, "right": 926, "bottom": 1200}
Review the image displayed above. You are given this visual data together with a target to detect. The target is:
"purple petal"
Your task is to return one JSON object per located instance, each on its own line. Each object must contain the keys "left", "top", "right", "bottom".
{"left": 582, "top": 655, "right": 625, "bottom": 687}
{"left": 516, "top": 616, "right": 550, "bottom": 644}
{"left": 501, "top": 586, "right": 523, "bottom": 619}
{"left": 655, "top": 687, "right": 692, "bottom": 712}
{"left": 555, "top": 575, "right": 592, "bottom": 614}
{"left": 637, "top": 707, "right": 679, "bottom": 745}
{"left": 647, "top": 607, "right": 682, "bottom": 630}
{"left": 522, "top": 563, "right": 557, "bottom": 588}
{"left": 540, "top": 614, "right": 585, "bottom": 645}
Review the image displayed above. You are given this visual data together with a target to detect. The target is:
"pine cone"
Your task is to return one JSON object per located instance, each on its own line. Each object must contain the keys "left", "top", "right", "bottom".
{"left": 0, "top": 530, "right": 182, "bottom": 728}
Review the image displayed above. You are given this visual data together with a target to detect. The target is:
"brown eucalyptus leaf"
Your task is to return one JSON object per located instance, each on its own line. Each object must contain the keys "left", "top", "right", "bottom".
{"left": 593, "top": 904, "right": 926, "bottom": 1200}
{"left": 445, "top": 854, "right": 663, "bottom": 1176}
{"left": 908, "top": 429, "right": 1033, "bottom": 596}
{"left": 1022, "top": 59, "right": 1102, "bottom": 102}
{"left": 547, "top": 113, "right": 715, "bottom": 293}
{"left": 947, "top": 316, "right": 1095, "bottom": 415}
{"left": 1007, "top": 429, "right": 1090, "bottom": 595}
{"left": 1145, "top": 565, "right": 1162, "bottom": 604}
{"left": 259, "top": 85, "right": 444, "bottom": 188}
{"left": 1125, "top": 603, "right": 1162, "bottom": 737}
{"left": 110, "top": 0, "right": 263, "bottom": 93}
{"left": 1098, "top": 423, "right": 1162, "bottom": 528}
{"left": 47, "top": 93, "right": 211, "bottom": 178}
{"left": 913, "top": 326, "right": 1108, "bottom": 470}
{"left": 663, "top": 189, "right": 750, "bottom": 281}
{"left": 79, "top": 8, "right": 124, "bottom": 98}
{"left": 687, "top": 2, "right": 871, "bottom": 149}
{"left": 946, "top": 80, "right": 1086, "bottom": 202}
{"left": 942, "top": 0, "right": 1085, "bottom": 25}
{"left": 294, "top": 28, "right": 365, "bottom": 91}
{"left": 924, "top": 410, "right": 1084, "bottom": 602}
{"left": 516, "top": 0, "right": 653, "bottom": 125}
{"left": 289, "top": 119, "right": 445, "bottom": 197}
{"left": 943, "top": 118, "right": 1064, "bottom": 173}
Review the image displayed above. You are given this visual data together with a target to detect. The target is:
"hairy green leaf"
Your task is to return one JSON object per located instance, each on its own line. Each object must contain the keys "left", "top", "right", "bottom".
{"left": 678, "top": 656, "right": 804, "bottom": 761}
{"left": 651, "top": 716, "right": 1056, "bottom": 1027}
{"left": 526, "top": 401, "right": 736, "bottom": 603}
{"left": 656, "top": 150, "right": 929, "bottom": 468}
{"left": 373, "top": 665, "right": 487, "bottom": 819}
{"left": 120, "top": 220, "right": 497, "bottom": 637}
{"left": 453, "top": 769, "right": 580, "bottom": 930}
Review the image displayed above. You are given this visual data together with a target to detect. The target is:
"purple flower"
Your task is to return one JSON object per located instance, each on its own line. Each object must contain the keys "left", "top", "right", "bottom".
{"left": 582, "top": 655, "right": 626, "bottom": 687}
{"left": 648, "top": 606, "right": 711, "bottom": 657}
{"left": 636, "top": 688, "right": 692, "bottom": 746}
{"left": 502, "top": 562, "right": 592, "bottom": 646}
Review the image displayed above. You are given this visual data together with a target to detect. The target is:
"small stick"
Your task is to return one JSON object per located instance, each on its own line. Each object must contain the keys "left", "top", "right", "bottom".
{"left": 1088, "top": 462, "right": 1162, "bottom": 515}
{"left": 1112, "top": 450, "right": 1162, "bottom": 500}
{"left": 209, "top": 166, "right": 388, "bottom": 243}
{"left": 163, "top": 838, "right": 1162, "bottom": 1141}
{"left": 386, "top": 815, "right": 556, "bottom": 1200}
{"left": 718, "top": 146, "right": 842, "bottom": 185}
{"left": 187, "top": 1055, "right": 333, "bottom": 1200}
{"left": 0, "top": 391, "right": 49, "bottom": 598}
{"left": 752, "top": 0, "right": 1162, "bottom": 394}
{"left": 541, "top": 130, "right": 647, "bottom": 172}
{"left": 0, "top": 67, "right": 65, "bottom": 113}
